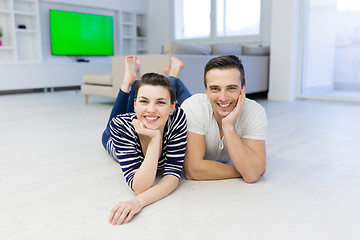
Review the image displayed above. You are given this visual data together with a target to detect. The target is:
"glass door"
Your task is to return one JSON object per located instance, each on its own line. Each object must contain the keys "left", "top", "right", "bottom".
{"left": 300, "top": 0, "right": 360, "bottom": 102}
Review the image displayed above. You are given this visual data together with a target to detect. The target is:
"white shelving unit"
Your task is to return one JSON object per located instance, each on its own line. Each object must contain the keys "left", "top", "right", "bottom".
{"left": 0, "top": 1, "right": 147, "bottom": 92}
{"left": 135, "top": 13, "right": 147, "bottom": 54}
{"left": 0, "top": 0, "right": 41, "bottom": 63}
{"left": 119, "top": 11, "right": 147, "bottom": 55}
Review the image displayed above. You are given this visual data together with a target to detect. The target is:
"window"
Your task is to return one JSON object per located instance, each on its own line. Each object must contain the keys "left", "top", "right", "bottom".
{"left": 174, "top": 0, "right": 211, "bottom": 39}
{"left": 174, "top": 0, "right": 262, "bottom": 40}
{"left": 217, "top": 0, "right": 261, "bottom": 37}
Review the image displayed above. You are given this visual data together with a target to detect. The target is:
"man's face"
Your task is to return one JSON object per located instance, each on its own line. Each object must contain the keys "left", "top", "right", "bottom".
{"left": 205, "top": 68, "right": 243, "bottom": 120}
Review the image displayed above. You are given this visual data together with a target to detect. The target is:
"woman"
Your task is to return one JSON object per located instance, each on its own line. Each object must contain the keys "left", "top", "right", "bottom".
{"left": 103, "top": 56, "right": 188, "bottom": 225}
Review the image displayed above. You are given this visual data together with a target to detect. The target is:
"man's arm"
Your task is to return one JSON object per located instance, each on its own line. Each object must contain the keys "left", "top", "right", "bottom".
{"left": 221, "top": 87, "right": 266, "bottom": 183}
{"left": 183, "top": 131, "right": 241, "bottom": 180}
{"left": 223, "top": 129, "right": 266, "bottom": 183}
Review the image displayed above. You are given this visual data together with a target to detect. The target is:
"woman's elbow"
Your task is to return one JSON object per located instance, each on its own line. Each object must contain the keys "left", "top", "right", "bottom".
{"left": 132, "top": 184, "right": 151, "bottom": 195}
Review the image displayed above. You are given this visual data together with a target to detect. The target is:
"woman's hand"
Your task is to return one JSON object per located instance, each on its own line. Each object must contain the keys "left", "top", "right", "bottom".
{"left": 109, "top": 176, "right": 179, "bottom": 225}
{"left": 132, "top": 119, "right": 161, "bottom": 139}
{"left": 109, "top": 197, "right": 144, "bottom": 225}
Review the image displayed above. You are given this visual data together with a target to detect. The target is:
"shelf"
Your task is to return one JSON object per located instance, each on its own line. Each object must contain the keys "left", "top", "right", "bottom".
{"left": 0, "top": 46, "right": 15, "bottom": 50}
{"left": 122, "top": 22, "right": 133, "bottom": 26}
{"left": 0, "top": 9, "right": 12, "bottom": 14}
{"left": 14, "top": 11, "right": 36, "bottom": 16}
{"left": 15, "top": 29, "right": 38, "bottom": 33}
{"left": 119, "top": 10, "right": 147, "bottom": 55}
{"left": 0, "top": 0, "right": 40, "bottom": 63}
{"left": 15, "top": 0, "right": 36, "bottom": 2}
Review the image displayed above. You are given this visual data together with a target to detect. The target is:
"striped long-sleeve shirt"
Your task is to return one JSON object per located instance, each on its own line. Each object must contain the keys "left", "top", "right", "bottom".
{"left": 106, "top": 107, "right": 187, "bottom": 189}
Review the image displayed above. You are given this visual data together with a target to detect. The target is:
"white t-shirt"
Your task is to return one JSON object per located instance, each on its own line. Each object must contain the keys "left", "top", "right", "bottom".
{"left": 181, "top": 94, "right": 267, "bottom": 163}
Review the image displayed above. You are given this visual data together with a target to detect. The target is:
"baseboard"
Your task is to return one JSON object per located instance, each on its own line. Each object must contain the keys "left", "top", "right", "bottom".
{"left": 334, "top": 82, "right": 360, "bottom": 91}
{"left": 0, "top": 86, "right": 81, "bottom": 95}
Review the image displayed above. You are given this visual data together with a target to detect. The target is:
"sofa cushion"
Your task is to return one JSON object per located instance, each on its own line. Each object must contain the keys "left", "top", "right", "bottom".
{"left": 82, "top": 73, "right": 112, "bottom": 86}
{"left": 211, "top": 43, "right": 242, "bottom": 55}
{"left": 242, "top": 46, "right": 270, "bottom": 56}
{"left": 163, "top": 40, "right": 211, "bottom": 55}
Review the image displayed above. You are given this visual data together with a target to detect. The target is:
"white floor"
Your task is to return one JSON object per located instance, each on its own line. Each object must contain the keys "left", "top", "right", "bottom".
{"left": 1, "top": 91, "right": 360, "bottom": 240}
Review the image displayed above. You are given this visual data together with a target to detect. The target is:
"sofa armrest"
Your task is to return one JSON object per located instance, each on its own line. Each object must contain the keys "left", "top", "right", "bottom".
{"left": 111, "top": 56, "right": 125, "bottom": 93}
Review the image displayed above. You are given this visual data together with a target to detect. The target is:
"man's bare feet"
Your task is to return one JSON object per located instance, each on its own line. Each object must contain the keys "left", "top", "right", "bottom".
{"left": 168, "top": 57, "right": 184, "bottom": 78}
{"left": 121, "top": 55, "right": 141, "bottom": 92}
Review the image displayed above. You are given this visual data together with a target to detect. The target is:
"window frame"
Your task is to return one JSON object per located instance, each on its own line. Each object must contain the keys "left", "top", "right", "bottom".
{"left": 172, "top": 0, "right": 265, "bottom": 44}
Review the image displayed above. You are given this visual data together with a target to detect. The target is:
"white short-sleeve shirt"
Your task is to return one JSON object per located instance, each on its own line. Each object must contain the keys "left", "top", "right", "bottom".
{"left": 181, "top": 94, "right": 267, "bottom": 163}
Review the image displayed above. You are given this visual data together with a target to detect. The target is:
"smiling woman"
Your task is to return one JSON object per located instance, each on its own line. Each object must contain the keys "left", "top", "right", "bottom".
{"left": 134, "top": 83, "right": 175, "bottom": 131}
{"left": 101, "top": 56, "right": 188, "bottom": 225}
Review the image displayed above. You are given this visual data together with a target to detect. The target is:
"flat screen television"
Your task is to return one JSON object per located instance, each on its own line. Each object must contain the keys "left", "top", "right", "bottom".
{"left": 49, "top": 10, "right": 114, "bottom": 56}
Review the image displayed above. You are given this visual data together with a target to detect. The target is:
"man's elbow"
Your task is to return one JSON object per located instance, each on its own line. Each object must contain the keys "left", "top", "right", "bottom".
{"left": 242, "top": 168, "right": 266, "bottom": 184}
{"left": 184, "top": 165, "right": 201, "bottom": 180}
{"left": 243, "top": 176, "right": 258, "bottom": 184}
{"left": 184, "top": 167, "right": 196, "bottom": 180}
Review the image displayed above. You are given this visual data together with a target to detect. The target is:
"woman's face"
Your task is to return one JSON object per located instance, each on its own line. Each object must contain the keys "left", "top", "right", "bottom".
{"left": 134, "top": 85, "right": 175, "bottom": 131}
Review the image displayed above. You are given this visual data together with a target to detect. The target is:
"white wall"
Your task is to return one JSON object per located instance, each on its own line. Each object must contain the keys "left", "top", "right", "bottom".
{"left": 147, "top": 0, "right": 172, "bottom": 54}
{"left": 268, "top": 0, "right": 301, "bottom": 102}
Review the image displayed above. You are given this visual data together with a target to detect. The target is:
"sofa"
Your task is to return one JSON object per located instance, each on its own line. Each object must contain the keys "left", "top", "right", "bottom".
{"left": 81, "top": 41, "right": 270, "bottom": 103}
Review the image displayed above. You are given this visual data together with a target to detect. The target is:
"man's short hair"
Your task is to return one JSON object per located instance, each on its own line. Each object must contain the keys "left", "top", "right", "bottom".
{"left": 204, "top": 55, "right": 245, "bottom": 88}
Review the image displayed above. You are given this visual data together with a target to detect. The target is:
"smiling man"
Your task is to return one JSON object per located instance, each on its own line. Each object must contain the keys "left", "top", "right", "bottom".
{"left": 181, "top": 55, "right": 267, "bottom": 183}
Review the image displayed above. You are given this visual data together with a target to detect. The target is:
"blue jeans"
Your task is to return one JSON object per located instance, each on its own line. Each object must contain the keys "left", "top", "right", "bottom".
{"left": 101, "top": 76, "right": 191, "bottom": 149}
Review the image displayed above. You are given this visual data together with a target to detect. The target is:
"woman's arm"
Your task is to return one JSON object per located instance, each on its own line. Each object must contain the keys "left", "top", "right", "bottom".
{"left": 131, "top": 133, "right": 162, "bottom": 194}
{"left": 130, "top": 119, "right": 163, "bottom": 194}
{"left": 109, "top": 175, "right": 179, "bottom": 225}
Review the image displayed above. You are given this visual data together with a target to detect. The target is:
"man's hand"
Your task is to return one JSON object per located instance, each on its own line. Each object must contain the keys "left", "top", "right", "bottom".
{"left": 222, "top": 87, "right": 246, "bottom": 128}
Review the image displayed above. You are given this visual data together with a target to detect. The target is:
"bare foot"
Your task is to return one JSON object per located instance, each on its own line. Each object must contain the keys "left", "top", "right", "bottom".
{"left": 162, "top": 64, "right": 170, "bottom": 76}
{"left": 168, "top": 57, "right": 184, "bottom": 78}
{"left": 121, "top": 55, "right": 141, "bottom": 92}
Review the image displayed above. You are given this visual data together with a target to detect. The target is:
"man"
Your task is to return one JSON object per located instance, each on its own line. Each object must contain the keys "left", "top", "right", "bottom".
{"left": 181, "top": 55, "right": 267, "bottom": 183}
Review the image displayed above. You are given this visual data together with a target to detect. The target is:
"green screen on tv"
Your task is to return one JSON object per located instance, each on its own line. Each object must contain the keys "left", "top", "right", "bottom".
{"left": 49, "top": 10, "right": 114, "bottom": 56}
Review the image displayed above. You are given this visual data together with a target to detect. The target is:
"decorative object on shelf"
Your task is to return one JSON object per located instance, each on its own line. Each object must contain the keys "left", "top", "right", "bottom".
{"left": 0, "top": 26, "right": 3, "bottom": 46}
{"left": 18, "top": 24, "right": 27, "bottom": 29}
{"left": 136, "top": 26, "right": 142, "bottom": 37}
